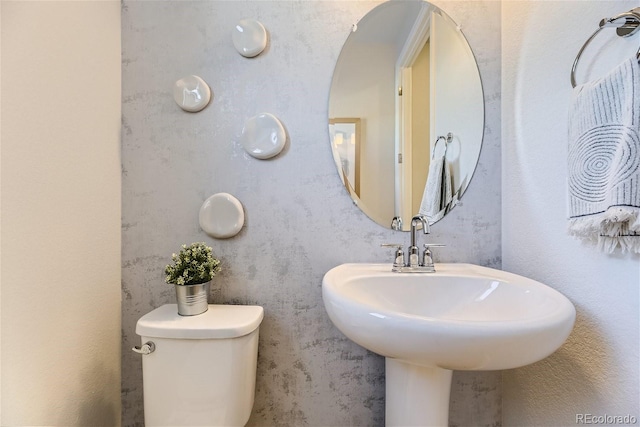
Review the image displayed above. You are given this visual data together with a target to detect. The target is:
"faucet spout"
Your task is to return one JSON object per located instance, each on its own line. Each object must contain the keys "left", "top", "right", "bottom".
{"left": 410, "top": 215, "right": 430, "bottom": 248}
{"left": 408, "top": 215, "right": 430, "bottom": 267}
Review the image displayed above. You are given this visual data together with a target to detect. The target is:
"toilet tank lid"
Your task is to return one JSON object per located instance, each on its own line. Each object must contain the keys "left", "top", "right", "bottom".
{"left": 136, "top": 304, "right": 264, "bottom": 339}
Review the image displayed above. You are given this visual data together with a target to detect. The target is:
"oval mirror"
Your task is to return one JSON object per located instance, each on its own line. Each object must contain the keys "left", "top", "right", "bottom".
{"left": 328, "top": 0, "right": 484, "bottom": 231}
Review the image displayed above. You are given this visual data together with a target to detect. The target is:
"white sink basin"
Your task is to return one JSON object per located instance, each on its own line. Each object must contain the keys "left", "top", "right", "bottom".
{"left": 322, "top": 263, "right": 575, "bottom": 426}
{"left": 322, "top": 263, "right": 575, "bottom": 370}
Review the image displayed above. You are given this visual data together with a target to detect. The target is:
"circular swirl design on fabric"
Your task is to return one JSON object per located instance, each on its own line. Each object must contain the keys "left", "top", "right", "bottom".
{"left": 569, "top": 125, "right": 640, "bottom": 203}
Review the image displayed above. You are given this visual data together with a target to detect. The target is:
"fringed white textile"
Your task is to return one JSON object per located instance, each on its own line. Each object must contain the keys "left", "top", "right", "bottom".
{"left": 568, "top": 56, "right": 640, "bottom": 253}
{"left": 419, "top": 154, "right": 452, "bottom": 223}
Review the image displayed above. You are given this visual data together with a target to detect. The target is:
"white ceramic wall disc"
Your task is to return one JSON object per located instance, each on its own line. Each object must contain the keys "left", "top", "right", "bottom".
{"left": 232, "top": 19, "right": 268, "bottom": 58}
{"left": 199, "top": 193, "right": 245, "bottom": 239}
{"left": 173, "top": 75, "right": 211, "bottom": 112}
{"left": 240, "top": 113, "right": 286, "bottom": 159}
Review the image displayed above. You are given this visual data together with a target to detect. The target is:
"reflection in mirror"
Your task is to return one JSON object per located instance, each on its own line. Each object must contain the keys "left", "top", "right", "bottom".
{"left": 328, "top": 0, "right": 484, "bottom": 231}
{"left": 329, "top": 118, "right": 361, "bottom": 197}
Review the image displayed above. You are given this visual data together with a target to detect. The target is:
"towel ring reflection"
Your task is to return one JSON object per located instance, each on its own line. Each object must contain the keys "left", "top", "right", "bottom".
{"left": 432, "top": 132, "right": 453, "bottom": 160}
{"left": 571, "top": 7, "right": 640, "bottom": 87}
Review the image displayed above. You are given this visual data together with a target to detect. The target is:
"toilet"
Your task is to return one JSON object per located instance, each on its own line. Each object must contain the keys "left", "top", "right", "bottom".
{"left": 135, "top": 304, "right": 264, "bottom": 426}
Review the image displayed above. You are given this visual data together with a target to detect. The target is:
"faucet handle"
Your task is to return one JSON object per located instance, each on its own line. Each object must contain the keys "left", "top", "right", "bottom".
{"left": 422, "top": 244, "right": 445, "bottom": 268}
{"left": 381, "top": 243, "right": 405, "bottom": 267}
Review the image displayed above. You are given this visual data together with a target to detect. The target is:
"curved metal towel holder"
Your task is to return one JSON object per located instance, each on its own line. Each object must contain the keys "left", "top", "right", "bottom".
{"left": 432, "top": 133, "right": 453, "bottom": 160}
{"left": 571, "top": 7, "right": 640, "bottom": 87}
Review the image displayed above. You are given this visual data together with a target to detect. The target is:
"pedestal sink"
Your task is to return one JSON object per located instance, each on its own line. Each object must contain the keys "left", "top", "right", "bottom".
{"left": 322, "top": 263, "right": 575, "bottom": 426}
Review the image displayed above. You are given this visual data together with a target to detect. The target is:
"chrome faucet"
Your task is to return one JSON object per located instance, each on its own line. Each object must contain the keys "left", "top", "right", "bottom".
{"left": 409, "top": 215, "right": 430, "bottom": 267}
{"left": 381, "top": 214, "right": 444, "bottom": 273}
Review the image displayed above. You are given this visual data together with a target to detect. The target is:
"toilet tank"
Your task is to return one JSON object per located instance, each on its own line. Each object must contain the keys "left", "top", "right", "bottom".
{"left": 136, "top": 304, "right": 264, "bottom": 427}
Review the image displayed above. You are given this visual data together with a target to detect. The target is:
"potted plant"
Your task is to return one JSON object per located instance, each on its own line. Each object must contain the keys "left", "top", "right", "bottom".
{"left": 165, "top": 242, "right": 221, "bottom": 316}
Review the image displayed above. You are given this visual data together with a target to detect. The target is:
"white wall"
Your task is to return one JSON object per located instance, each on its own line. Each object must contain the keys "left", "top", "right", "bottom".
{"left": 502, "top": 1, "right": 640, "bottom": 425}
{"left": 1, "top": 2, "right": 122, "bottom": 425}
{"left": 0, "top": 5, "right": 3, "bottom": 419}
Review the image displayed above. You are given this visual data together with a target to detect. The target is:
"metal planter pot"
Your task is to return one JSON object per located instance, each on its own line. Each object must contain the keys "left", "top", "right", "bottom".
{"left": 174, "top": 281, "right": 210, "bottom": 316}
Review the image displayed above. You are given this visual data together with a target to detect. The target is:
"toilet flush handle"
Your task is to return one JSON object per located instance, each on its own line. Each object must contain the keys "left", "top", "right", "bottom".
{"left": 132, "top": 341, "right": 156, "bottom": 355}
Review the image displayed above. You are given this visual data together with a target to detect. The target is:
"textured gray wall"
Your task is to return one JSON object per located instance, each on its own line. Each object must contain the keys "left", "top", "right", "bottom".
{"left": 121, "top": 1, "right": 501, "bottom": 426}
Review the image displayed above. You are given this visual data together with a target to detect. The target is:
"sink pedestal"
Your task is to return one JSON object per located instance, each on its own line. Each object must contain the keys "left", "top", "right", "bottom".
{"left": 323, "top": 263, "right": 576, "bottom": 426}
{"left": 385, "top": 359, "right": 452, "bottom": 427}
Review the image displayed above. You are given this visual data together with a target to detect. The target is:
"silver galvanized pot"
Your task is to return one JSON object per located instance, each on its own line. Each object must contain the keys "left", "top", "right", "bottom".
{"left": 175, "top": 281, "right": 210, "bottom": 316}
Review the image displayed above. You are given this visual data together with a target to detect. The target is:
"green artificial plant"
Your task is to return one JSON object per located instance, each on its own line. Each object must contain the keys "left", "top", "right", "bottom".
{"left": 165, "top": 242, "right": 221, "bottom": 286}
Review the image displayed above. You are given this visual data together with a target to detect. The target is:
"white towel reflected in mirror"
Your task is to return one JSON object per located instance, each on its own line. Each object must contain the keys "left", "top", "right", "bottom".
{"left": 419, "top": 153, "right": 453, "bottom": 224}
